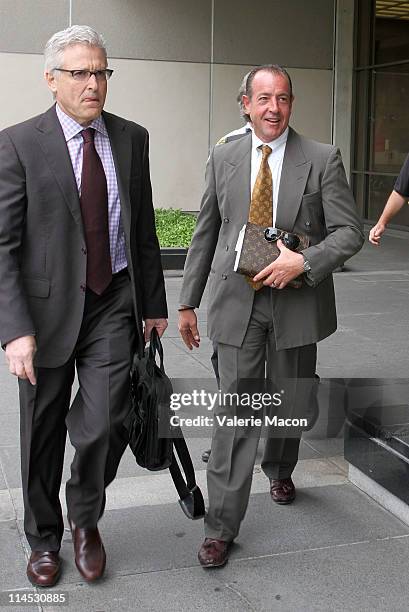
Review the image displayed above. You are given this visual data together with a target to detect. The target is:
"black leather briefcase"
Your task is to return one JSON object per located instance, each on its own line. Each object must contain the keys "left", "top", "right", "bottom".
{"left": 124, "top": 328, "right": 205, "bottom": 520}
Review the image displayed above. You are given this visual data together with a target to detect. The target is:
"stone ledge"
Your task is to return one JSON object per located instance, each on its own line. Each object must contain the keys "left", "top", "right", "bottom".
{"left": 349, "top": 464, "right": 409, "bottom": 526}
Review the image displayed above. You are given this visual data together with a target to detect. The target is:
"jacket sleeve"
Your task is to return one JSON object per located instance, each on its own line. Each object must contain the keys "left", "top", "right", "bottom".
{"left": 179, "top": 148, "right": 221, "bottom": 308}
{"left": 0, "top": 130, "right": 36, "bottom": 346}
{"left": 301, "top": 147, "right": 365, "bottom": 286}
{"left": 134, "top": 130, "right": 168, "bottom": 319}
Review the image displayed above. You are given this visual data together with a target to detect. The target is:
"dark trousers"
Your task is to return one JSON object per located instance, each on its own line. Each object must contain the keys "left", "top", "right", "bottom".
{"left": 18, "top": 271, "right": 136, "bottom": 551}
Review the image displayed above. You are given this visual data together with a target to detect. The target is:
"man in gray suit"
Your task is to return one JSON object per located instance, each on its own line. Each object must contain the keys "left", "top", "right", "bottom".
{"left": 0, "top": 26, "right": 167, "bottom": 586}
{"left": 179, "top": 64, "right": 364, "bottom": 567}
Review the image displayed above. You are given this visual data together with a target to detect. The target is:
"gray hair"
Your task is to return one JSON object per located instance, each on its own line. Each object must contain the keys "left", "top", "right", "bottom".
{"left": 238, "top": 71, "right": 251, "bottom": 123}
{"left": 44, "top": 25, "right": 107, "bottom": 73}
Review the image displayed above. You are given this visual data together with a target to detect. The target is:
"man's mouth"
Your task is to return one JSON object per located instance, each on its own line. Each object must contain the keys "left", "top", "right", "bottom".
{"left": 265, "top": 117, "right": 281, "bottom": 124}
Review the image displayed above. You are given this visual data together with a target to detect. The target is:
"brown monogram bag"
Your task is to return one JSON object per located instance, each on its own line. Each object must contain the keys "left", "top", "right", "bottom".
{"left": 236, "top": 222, "right": 310, "bottom": 289}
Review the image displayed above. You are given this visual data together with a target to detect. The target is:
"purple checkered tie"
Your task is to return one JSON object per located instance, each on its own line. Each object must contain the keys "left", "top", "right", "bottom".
{"left": 80, "top": 128, "right": 112, "bottom": 295}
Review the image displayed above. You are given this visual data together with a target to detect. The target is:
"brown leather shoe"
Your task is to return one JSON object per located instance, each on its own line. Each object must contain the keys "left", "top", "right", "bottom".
{"left": 270, "top": 477, "right": 296, "bottom": 504}
{"left": 68, "top": 518, "right": 106, "bottom": 582}
{"left": 26, "top": 551, "right": 61, "bottom": 587}
{"left": 198, "top": 538, "right": 230, "bottom": 568}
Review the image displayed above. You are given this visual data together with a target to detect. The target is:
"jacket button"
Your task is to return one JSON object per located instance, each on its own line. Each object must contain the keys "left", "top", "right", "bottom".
{"left": 223, "top": 217, "right": 229, "bottom": 223}
{"left": 81, "top": 247, "right": 87, "bottom": 255}
{"left": 80, "top": 284, "right": 86, "bottom": 292}
{"left": 225, "top": 245, "right": 229, "bottom": 251}
{"left": 305, "top": 221, "right": 311, "bottom": 227}
{"left": 221, "top": 274, "right": 227, "bottom": 280}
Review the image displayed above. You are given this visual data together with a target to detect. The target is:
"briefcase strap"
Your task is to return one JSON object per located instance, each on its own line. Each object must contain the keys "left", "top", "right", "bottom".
{"left": 169, "top": 435, "right": 205, "bottom": 520}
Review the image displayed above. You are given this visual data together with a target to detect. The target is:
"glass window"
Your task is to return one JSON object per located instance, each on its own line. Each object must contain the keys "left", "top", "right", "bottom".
{"left": 371, "top": 65, "right": 409, "bottom": 173}
{"left": 353, "top": 1, "right": 409, "bottom": 226}
{"left": 375, "top": 17, "right": 409, "bottom": 64}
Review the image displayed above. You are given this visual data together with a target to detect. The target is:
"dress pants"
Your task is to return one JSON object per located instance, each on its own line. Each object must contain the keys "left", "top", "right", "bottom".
{"left": 205, "top": 287, "right": 317, "bottom": 541}
{"left": 18, "top": 271, "right": 136, "bottom": 552}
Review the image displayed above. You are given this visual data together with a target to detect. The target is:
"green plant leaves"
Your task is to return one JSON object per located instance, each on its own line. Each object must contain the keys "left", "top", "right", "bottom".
{"left": 154, "top": 208, "right": 197, "bottom": 247}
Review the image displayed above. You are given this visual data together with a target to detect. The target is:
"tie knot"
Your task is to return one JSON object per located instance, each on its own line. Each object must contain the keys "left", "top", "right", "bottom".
{"left": 81, "top": 128, "right": 95, "bottom": 144}
{"left": 260, "top": 144, "right": 272, "bottom": 159}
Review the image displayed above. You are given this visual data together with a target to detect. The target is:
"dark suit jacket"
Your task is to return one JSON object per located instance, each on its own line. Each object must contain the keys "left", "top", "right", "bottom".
{"left": 0, "top": 105, "right": 167, "bottom": 367}
{"left": 180, "top": 128, "right": 364, "bottom": 350}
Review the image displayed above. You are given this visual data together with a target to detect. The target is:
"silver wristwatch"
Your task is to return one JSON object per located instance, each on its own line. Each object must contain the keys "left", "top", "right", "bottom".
{"left": 303, "top": 257, "right": 312, "bottom": 273}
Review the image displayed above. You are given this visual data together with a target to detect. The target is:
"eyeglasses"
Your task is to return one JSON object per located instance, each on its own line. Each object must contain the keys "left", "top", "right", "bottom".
{"left": 264, "top": 227, "right": 300, "bottom": 250}
{"left": 53, "top": 68, "right": 114, "bottom": 81}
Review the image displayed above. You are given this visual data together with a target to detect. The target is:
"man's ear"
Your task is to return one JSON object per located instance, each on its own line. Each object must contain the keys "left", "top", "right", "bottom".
{"left": 45, "top": 71, "right": 57, "bottom": 95}
{"left": 242, "top": 94, "right": 251, "bottom": 114}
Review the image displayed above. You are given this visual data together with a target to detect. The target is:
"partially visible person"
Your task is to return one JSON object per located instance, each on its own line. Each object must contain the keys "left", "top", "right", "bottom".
{"left": 216, "top": 71, "right": 252, "bottom": 145}
{"left": 369, "top": 156, "right": 409, "bottom": 245}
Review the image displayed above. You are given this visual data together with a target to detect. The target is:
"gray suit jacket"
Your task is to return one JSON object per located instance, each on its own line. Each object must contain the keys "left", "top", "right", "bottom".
{"left": 0, "top": 105, "right": 167, "bottom": 367}
{"left": 180, "top": 128, "right": 364, "bottom": 350}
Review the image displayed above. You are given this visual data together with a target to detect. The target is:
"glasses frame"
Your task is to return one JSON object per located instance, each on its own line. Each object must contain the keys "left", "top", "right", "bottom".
{"left": 264, "top": 227, "right": 300, "bottom": 251}
{"left": 53, "top": 68, "right": 114, "bottom": 81}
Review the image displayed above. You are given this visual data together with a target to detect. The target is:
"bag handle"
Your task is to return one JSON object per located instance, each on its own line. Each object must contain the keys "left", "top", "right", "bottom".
{"left": 147, "top": 327, "right": 165, "bottom": 371}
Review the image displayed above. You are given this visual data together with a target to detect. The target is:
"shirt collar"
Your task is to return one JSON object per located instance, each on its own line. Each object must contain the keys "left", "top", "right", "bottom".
{"left": 55, "top": 103, "right": 108, "bottom": 142}
{"left": 251, "top": 126, "right": 289, "bottom": 154}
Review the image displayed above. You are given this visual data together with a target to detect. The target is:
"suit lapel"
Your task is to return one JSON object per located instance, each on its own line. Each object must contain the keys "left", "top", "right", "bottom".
{"left": 102, "top": 111, "right": 132, "bottom": 245}
{"left": 224, "top": 132, "right": 252, "bottom": 226}
{"left": 276, "top": 128, "right": 311, "bottom": 231}
{"left": 35, "top": 106, "right": 84, "bottom": 234}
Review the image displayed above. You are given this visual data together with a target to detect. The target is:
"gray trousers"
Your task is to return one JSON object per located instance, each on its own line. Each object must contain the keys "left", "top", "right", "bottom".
{"left": 205, "top": 287, "right": 317, "bottom": 541}
{"left": 18, "top": 270, "right": 136, "bottom": 551}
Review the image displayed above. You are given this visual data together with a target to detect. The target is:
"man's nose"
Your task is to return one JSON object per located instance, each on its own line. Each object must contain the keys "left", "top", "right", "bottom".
{"left": 86, "top": 73, "right": 99, "bottom": 88}
{"left": 268, "top": 97, "right": 279, "bottom": 112}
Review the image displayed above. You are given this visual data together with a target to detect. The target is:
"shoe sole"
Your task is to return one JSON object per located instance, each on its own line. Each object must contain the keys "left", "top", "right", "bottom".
{"left": 200, "top": 557, "right": 229, "bottom": 569}
{"left": 272, "top": 497, "right": 295, "bottom": 505}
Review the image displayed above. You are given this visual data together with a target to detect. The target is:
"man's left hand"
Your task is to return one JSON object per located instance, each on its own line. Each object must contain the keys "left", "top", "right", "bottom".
{"left": 253, "top": 240, "right": 304, "bottom": 289}
{"left": 144, "top": 318, "right": 168, "bottom": 341}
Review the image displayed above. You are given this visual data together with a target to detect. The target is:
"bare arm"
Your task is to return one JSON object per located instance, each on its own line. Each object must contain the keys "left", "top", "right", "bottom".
{"left": 369, "top": 190, "right": 407, "bottom": 245}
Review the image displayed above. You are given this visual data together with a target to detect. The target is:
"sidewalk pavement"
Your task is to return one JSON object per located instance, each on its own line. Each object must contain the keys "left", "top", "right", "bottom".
{"left": 1, "top": 227, "right": 409, "bottom": 611}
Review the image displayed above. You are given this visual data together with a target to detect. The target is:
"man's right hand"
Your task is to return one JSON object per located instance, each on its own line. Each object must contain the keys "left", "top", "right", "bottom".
{"left": 369, "top": 222, "right": 386, "bottom": 246}
{"left": 5, "top": 335, "right": 37, "bottom": 385}
{"left": 178, "top": 309, "right": 200, "bottom": 350}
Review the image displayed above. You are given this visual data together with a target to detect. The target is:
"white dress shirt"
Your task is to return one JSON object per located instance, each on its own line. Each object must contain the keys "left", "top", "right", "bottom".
{"left": 250, "top": 127, "right": 289, "bottom": 227}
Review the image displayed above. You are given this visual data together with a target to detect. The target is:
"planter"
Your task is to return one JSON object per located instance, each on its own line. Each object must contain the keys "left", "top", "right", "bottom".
{"left": 160, "top": 247, "right": 187, "bottom": 270}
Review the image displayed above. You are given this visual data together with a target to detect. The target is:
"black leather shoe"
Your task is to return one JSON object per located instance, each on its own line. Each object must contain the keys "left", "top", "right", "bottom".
{"left": 201, "top": 449, "right": 211, "bottom": 463}
{"left": 26, "top": 551, "right": 61, "bottom": 587}
{"left": 270, "top": 477, "right": 296, "bottom": 504}
{"left": 68, "top": 517, "right": 106, "bottom": 582}
{"left": 198, "top": 538, "right": 230, "bottom": 568}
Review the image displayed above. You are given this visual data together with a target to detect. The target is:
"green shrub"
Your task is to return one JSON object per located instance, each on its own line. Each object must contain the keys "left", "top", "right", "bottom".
{"left": 154, "top": 208, "right": 196, "bottom": 248}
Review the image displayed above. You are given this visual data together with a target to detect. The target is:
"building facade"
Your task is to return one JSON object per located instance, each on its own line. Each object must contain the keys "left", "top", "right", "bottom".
{"left": 0, "top": 0, "right": 408, "bottom": 230}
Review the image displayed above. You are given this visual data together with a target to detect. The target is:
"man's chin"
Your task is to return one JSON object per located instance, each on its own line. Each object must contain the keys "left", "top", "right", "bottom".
{"left": 82, "top": 110, "right": 103, "bottom": 123}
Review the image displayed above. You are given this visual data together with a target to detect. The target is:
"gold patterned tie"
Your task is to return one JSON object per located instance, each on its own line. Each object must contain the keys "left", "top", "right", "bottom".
{"left": 247, "top": 144, "right": 273, "bottom": 290}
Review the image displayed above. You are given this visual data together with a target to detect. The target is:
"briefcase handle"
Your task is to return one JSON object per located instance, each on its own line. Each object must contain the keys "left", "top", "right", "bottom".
{"left": 148, "top": 327, "right": 165, "bottom": 373}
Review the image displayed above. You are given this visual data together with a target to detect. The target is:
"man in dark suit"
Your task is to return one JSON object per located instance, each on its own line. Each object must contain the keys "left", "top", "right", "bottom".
{"left": 0, "top": 25, "right": 167, "bottom": 587}
{"left": 178, "top": 64, "right": 364, "bottom": 567}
